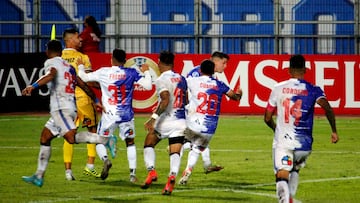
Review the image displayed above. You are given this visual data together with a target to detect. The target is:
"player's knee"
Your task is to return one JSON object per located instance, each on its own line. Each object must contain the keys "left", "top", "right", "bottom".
{"left": 125, "top": 138, "right": 135, "bottom": 147}
{"left": 64, "top": 130, "right": 77, "bottom": 144}
{"left": 276, "top": 169, "right": 290, "bottom": 181}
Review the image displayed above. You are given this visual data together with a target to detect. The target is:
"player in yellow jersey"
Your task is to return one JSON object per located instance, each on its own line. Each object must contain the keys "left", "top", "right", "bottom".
{"left": 61, "top": 28, "right": 100, "bottom": 180}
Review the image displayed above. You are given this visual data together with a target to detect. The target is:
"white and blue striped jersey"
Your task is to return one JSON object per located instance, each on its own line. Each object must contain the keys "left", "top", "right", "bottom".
{"left": 267, "top": 78, "right": 326, "bottom": 151}
{"left": 80, "top": 65, "right": 151, "bottom": 122}
{"left": 155, "top": 70, "right": 187, "bottom": 121}
{"left": 154, "top": 70, "right": 187, "bottom": 136}
{"left": 46, "top": 56, "right": 77, "bottom": 112}
{"left": 186, "top": 75, "right": 230, "bottom": 135}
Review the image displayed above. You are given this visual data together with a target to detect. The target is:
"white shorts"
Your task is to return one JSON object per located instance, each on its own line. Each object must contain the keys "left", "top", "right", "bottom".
{"left": 97, "top": 118, "right": 135, "bottom": 140}
{"left": 184, "top": 127, "right": 213, "bottom": 149}
{"left": 155, "top": 118, "right": 186, "bottom": 139}
{"left": 273, "top": 148, "right": 311, "bottom": 174}
{"left": 45, "top": 109, "right": 77, "bottom": 137}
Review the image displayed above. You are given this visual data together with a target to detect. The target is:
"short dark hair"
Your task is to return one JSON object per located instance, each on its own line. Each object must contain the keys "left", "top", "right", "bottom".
{"left": 290, "top": 54, "right": 306, "bottom": 69}
{"left": 46, "top": 40, "right": 62, "bottom": 53}
{"left": 211, "top": 51, "right": 229, "bottom": 60}
{"left": 112, "top": 48, "right": 126, "bottom": 63}
{"left": 200, "top": 59, "right": 215, "bottom": 75}
{"left": 159, "top": 50, "right": 175, "bottom": 66}
{"left": 62, "top": 27, "right": 78, "bottom": 39}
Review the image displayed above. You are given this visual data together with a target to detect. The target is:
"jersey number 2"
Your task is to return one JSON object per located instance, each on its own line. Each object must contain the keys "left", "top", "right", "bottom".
{"left": 197, "top": 92, "right": 218, "bottom": 116}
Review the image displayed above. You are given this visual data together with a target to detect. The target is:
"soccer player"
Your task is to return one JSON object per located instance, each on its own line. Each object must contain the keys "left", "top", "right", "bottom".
{"left": 77, "top": 49, "right": 152, "bottom": 182}
{"left": 182, "top": 51, "right": 230, "bottom": 174}
{"left": 178, "top": 59, "right": 242, "bottom": 185}
{"left": 140, "top": 51, "right": 187, "bottom": 195}
{"left": 264, "top": 54, "right": 339, "bottom": 203}
{"left": 61, "top": 28, "right": 104, "bottom": 180}
{"left": 21, "top": 40, "right": 108, "bottom": 187}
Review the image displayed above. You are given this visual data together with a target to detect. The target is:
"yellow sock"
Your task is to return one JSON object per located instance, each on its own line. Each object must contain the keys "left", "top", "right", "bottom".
{"left": 87, "top": 144, "right": 96, "bottom": 158}
{"left": 63, "top": 140, "right": 74, "bottom": 163}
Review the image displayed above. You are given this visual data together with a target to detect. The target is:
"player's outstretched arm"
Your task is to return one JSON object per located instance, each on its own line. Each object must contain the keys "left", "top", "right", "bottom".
{"left": 22, "top": 67, "right": 57, "bottom": 96}
{"left": 317, "top": 97, "right": 339, "bottom": 143}
{"left": 226, "top": 87, "right": 242, "bottom": 101}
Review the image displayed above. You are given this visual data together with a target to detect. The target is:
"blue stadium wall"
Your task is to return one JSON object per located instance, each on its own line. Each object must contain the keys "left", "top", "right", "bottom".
{"left": 0, "top": 0, "right": 355, "bottom": 54}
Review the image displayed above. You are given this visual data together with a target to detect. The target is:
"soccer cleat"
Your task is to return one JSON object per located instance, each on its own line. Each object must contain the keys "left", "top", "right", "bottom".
{"left": 65, "top": 170, "right": 75, "bottom": 180}
{"left": 22, "top": 175, "right": 43, "bottom": 187}
{"left": 162, "top": 175, "right": 176, "bottom": 195}
{"left": 140, "top": 169, "right": 158, "bottom": 189}
{"left": 204, "top": 165, "right": 224, "bottom": 174}
{"left": 129, "top": 174, "right": 138, "bottom": 183}
{"left": 83, "top": 166, "right": 101, "bottom": 178}
{"left": 179, "top": 169, "right": 192, "bottom": 185}
{"left": 100, "top": 159, "right": 112, "bottom": 180}
{"left": 106, "top": 135, "right": 117, "bottom": 159}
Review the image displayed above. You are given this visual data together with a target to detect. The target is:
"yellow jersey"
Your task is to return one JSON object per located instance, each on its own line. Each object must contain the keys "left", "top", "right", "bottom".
{"left": 62, "top": 48, "right": 92, "bottom": 98}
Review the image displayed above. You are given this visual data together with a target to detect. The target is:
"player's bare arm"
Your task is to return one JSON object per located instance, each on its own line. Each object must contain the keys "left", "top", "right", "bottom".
{"left": 264, "top": 108, "right": 276, "bottom": 132}
{"left": 226, "top": 87, "right": 242, "bottom": 101}
{"left": 144, "top": 90, "right": 170, "bottom": 132}
{"left": 317, "top": 97, "right": 339, "bottom": 143}
{"left": 22, "top": 67, "right": 57, "bottom": 96}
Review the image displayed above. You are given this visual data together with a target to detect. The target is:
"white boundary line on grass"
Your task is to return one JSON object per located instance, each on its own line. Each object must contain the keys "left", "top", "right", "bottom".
{"left": 3, "top": 145, "right": 360, "bottom": 154}
{"left": 27, "top": 176, "right": 360, "bottom": 203}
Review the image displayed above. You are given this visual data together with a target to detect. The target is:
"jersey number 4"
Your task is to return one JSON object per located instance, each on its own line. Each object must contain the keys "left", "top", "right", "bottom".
{"left": 283, "top": 98, "right": 302, "bottom": 126}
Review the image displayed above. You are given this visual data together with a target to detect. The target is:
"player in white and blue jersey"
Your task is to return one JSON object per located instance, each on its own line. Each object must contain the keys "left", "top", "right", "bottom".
{"left": 21, "top": 40, "right": 107, "bottom": 187}
{"left": 140, "top": 51, "right": 187, "bottom": 195}
{"left": 179, "top": 59, "right": 242, "bottom": 185}
{"left": 78, "top": 49, "right": 152, "bottom": 182}
{"left": 183, "top": 51, "right": 230, "bottom": 174}
{"left": 264, "top": 54, "right": 339, "bottom": 203}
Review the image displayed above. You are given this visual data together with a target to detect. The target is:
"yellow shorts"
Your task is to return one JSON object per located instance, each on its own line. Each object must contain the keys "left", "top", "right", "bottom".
{"left": 76, "top": 95, "right": 99, "bottom": 128}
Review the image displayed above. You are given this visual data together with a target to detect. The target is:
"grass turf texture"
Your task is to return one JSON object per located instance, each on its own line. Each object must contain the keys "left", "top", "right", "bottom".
{"left": 0, "top": 114, "right": 359, "bottom": 203}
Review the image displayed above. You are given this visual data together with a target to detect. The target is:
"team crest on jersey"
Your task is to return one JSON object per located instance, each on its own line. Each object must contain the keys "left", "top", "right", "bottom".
{"left": 281, "top": 155, "right": 292, "bottom": 166}
{"left": 124, "top": 56, "right": 160, "bottom": 109}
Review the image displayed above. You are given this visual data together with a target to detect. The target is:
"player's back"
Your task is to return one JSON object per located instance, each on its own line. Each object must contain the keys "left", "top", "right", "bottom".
{"left": 271, "top": 78, "right": 325, "bottom": 150}
{"left": 156, "top": 70, "right": 187, "bottom": 119}
{"left": 186, "top": 75, "right": 230, "bottom": 135}
{"left": 46, "top": 57, "right": 76, "bottom": 112}
{"left": 95, "top": 66, "right": 142, "bottom": 121}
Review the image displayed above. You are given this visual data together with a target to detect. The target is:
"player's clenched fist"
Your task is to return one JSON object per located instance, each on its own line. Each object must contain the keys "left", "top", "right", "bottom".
{"left": 22, "top": 86, "right": 34, "bottom": 96}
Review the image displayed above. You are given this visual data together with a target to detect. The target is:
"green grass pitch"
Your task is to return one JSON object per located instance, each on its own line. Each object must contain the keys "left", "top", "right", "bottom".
{"left": 0, "top": 114, "right": 359, "bottom": 203}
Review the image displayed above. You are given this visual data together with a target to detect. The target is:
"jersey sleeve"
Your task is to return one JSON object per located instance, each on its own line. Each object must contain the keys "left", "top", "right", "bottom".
{"left": 83, "top": 68, "right": 102, "bottom": 82}
{"left": 314, "top": 86, "right": 326, "bottom": 101}
{"left": 267, "top": 86, "right": 278, "bottom": 107}
{"left": 218, "top": 80, "right": 231, "bottom": 95}
{"left": 82, "top": 54, "right": 92, "bottom": 71}
{"left": 155, "top": 77, "right": 169, "bottom": 94}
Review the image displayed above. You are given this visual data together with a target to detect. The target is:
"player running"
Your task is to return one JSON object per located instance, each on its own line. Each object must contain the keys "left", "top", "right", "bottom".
{"left": 178, "top": 59, "right": 242, "bottom": 185}
{"left": 264, "top": 54, "right": 339, "bottom": 203}
{"left": 140, "top": 51, "right": 187, "bottom": 195}
{"left": 77, "top": 49, "right": 152, "bottom": 181}
{"left": 21, "top": 40, "right": 107, "bottom": 187}
{"left": 182, "top": 51, "right": 230, "bottom": 174}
